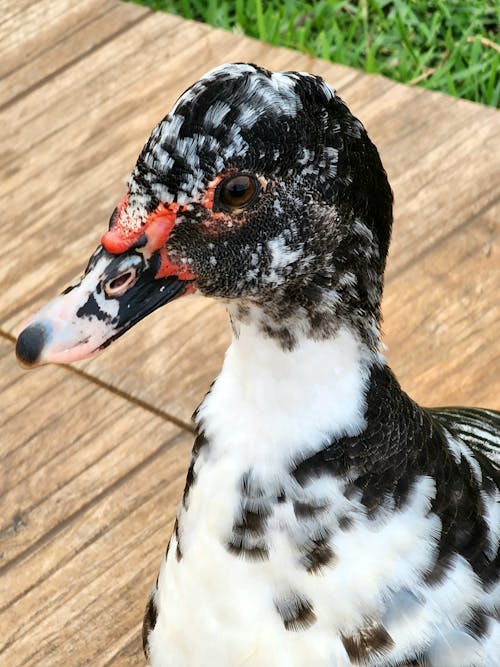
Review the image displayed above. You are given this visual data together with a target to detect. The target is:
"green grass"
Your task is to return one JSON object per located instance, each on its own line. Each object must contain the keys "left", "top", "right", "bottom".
{"left": 130, "top": 0, "right": 500, "bottom": 107}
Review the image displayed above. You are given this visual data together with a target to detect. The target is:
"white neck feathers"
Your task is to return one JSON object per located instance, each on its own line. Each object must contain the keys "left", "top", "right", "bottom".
{"left": 196, "top": 318, "right": 376, "bottom": 470}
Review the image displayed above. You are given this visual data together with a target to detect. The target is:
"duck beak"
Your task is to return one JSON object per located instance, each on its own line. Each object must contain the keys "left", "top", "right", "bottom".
{"left": 15, "top": 245, "right": 193, "bottom": 368}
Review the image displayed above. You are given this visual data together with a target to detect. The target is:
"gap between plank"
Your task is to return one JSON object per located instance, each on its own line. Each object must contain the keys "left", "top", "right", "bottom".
{"left": 0, "top": 9, "right": 151, "bottom": 113}
{"left": 0, "top": 424, "right": 187, "bottom": 586}
{"left": 386, "top": 192, "right": 500, "bottom": 285}
{"left": 0, "top": 330, "right": 194, "bottom": 433}
{"left": 100, "top": 632, "right": 144, "bottom": 667}
{"left": 0, "top": 1, "right": 116, "bottom": 82}
{"left": 0, "top": 425, "right": 186, "bottom": 641}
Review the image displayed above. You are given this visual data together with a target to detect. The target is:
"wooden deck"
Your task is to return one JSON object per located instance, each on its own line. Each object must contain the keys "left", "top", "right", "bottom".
{"left": 0, "top": 1, "right": 498, "bottom": 664}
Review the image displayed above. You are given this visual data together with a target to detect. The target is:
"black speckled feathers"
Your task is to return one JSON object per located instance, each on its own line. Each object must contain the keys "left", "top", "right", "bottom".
{"left": 292, "top": 365, "right": 499, "bottom": 584}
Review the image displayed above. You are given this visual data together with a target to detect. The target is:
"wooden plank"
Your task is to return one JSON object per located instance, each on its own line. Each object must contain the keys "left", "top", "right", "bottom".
{"left": 342, "top": 78, "right": 500, "bottom": 278}
{"left": 0, "top": 0, "right": 147, "bottom": 105}
{"left": 1, "top": 3, "right": 498, "bottom": 427}
{"left": 384, "top": 204, "right": 499, "bottom": 408}
{"left": 0, "top": 411, "right": 191, "bottom": 666}
{"left": 0, "top": 333, "right": 192, "bottom": 664}
{"left": 0, "top": 335, "right": 189, "bottom": 569}
{"left": 102, "top": 637, "right": 145, "bottom": 667}
{"left": 0, "top": 444, "right": 184, "bottom": 622}
{"left": 0, "top": 0, "right": 78, "bottom": 59}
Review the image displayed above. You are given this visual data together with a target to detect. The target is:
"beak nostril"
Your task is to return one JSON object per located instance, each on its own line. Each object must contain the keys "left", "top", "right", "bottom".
{"left": 104, "top": 268, "right": 137, "bottom": 297}
{"left": 110, "top": 272, "right": 132, "bottom": 289}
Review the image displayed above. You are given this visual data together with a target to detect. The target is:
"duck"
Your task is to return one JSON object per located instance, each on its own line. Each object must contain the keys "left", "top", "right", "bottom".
{"left": 16, "top": 63, "right": 499, "bottom": 667}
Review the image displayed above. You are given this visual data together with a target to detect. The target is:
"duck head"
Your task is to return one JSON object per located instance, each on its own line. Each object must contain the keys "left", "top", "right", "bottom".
{"left": 16, "top": 63, "right": 393, "bottom": 367}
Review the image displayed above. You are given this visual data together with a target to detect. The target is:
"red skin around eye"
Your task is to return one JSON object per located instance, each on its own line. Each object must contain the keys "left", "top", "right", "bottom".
{"left": 155, "top": 246, "right": 196, "bottom": 280}
{"left": 101, "top": 200, "right": 195, "bottom": 280}
{"left": 201, "top": 174, "right": 226, "bottom": 209}
{"left": 101, "top": 173, "right": 267, "bottom": 277}
{"left": 201, "top": 171, "right": 268, "bottom": 231}
{"left": 201, "top": 173, "right": 268, "bottom": 217}
{"left": 102, "top": 200, "right": 180, "bottom": 254}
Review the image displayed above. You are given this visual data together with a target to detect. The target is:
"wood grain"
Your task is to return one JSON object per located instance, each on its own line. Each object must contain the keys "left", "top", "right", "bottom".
{"left": 384, "top": 203, "right": 499, "bottom": 407}
{"left": 0, "top": 335, "right": 189, "bottom": 567}
{"left": 0, "top": 0, "right": 147, "bottom": 107}
{"left": 0, "top": 430, "right": 191, "bottom": 666}
{"left": 0, "top": 335, "right": 191, "bottom": 664}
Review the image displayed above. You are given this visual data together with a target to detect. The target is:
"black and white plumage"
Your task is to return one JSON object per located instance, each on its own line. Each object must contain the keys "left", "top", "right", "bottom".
{"left": 16, "top": 64, "right": 499, "bottom": 666}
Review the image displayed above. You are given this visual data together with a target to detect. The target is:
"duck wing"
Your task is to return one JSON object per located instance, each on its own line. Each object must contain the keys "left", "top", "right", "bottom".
{"left": 429, "top": 406, "right": 500, "bottom": 476}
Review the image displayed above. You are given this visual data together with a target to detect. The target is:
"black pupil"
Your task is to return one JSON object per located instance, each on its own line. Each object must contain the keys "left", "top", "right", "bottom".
{"left": 227, "top": 178, "right": 249, "bottom": 199}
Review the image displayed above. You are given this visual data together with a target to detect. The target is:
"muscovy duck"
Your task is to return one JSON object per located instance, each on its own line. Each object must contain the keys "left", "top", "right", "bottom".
{"left": 16, "top": 64, "right": 499, "bottom": 666}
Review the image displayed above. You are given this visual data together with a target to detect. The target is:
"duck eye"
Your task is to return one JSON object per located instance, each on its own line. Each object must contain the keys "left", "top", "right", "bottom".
{"left": 217, "top": 174, "right": 259, "bottom": 211}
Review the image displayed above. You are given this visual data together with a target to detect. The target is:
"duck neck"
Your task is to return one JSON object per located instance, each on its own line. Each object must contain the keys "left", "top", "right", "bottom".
{"left": 225, "top": 253, "right": 384, "bottom": 355}
{"left": 196, "top": 310, "right": 381, "bottom": 468}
